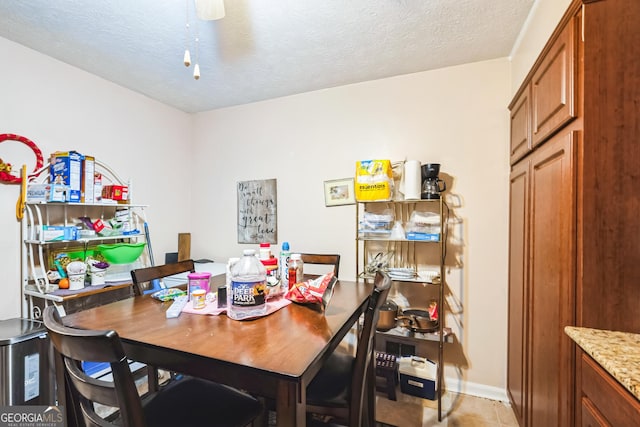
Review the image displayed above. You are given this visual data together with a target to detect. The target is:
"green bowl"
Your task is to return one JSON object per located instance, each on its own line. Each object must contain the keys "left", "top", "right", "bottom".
{"left": 98, "top": 243, "right": 146, "bottom": 264}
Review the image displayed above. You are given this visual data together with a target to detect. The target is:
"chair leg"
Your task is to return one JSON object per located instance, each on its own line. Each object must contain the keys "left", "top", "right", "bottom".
{"left": 146, "top": 365, "right": 159, "bottom": 393}
{"left": 366, "top": 357, "right": 376, "bottom": 427}
{"left": 251, "top": 397, "right": 270, "bottom": 427}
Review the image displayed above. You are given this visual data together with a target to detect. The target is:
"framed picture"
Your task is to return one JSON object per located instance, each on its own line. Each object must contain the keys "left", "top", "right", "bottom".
{"left": 237, "top": 179, "right": 277, "bottom": 244}
{"left": 324, "top": 178, "right": 356, "bottom": 207}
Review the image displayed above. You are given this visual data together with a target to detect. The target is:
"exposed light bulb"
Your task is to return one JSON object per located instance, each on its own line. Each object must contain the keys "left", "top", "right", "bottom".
{"left": 195, "top": 0, "right": 225, "bottom": 20}
{"left": 193, "top": 63, "right": 201, "bottom": 80}
{"left": 183, "top": 50, "right": 191, "bottom": 67}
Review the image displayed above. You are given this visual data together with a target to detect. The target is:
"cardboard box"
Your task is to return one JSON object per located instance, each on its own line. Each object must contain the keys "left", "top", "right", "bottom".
{"left": 26, "top": 184, "right": 51, "bottom": 203}
{"left": 41, "top": 225, "right": 78, "bottom": 242}
{"left": 48, "top": 184, "right": 70, "bottom": 202}
{"left": 82, "top": 155, "right": 95, "bottom": 203}
{"left": 398, "top": 356, "right": 437, "bottom": 400}
{"left": 102, "top": 185, "right": 128, "bottom": 201}
{"left": 406, "top": 232, "right": 440, "bottom": 242}
{"left": 94, "top": 172, "right": 103, "bottom": 203}
{"left": 49, "top": 151, "right": 83, "bottom": 203}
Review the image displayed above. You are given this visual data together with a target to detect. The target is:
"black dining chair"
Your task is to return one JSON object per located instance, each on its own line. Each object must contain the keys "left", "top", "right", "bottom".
{"left": 43, "top": 305, "right": 262, "bottom": 427}
{"left": 130, "top": 259, "right": 197, "bottom": 392}
{"left": 130, "top": 259, "right": 195, "bottom": 296}
{"left": 300, "top": 253, "right": 341, "bottom": 277}
{"left": 305, "top": 270, "right": 392, "bottom": 427}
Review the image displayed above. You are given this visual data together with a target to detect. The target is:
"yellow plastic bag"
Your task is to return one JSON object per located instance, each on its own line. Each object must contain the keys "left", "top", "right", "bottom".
{"left": 355, "top": 160, "right": 394, "bottom": 201}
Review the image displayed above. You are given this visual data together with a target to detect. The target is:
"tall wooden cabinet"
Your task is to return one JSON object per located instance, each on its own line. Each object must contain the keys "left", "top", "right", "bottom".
{"left": 508, "top": 3, "right": 581, "bottom": 426}
{"left": 508, "top": 124, "right": 579, "bottom": 427}
{"left": 508, "top": 1, "right": 640, "bottom": 426}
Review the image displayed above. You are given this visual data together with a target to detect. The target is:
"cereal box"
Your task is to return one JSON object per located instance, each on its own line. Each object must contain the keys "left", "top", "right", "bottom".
{"left": 49, "top": 151, "right": 83, "bottom": 203}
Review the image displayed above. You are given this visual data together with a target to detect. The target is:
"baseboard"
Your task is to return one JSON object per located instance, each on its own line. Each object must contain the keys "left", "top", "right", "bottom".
{"left": 443, "top": 376, "right": 510, "bottom": 403}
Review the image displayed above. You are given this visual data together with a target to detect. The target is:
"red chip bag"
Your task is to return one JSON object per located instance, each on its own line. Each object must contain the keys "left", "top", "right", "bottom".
{"left": 285, "top": 272, "right": 336, "bottom": 308}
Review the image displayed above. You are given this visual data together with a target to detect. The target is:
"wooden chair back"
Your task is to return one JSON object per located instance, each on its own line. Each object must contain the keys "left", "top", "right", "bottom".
{"left": 300, "top": 253, "right": 341, "bottom": 277}
{"left": 129, "top": 259, "right": 196, "bottom": 391}
{"left": 130, "top": 259, "right": 195, "bottom": 296}
{"left": 43, "top": 305, "right": 146, "bottom": 427}
{"left": 349, "top": 270, "right": 392, "bottom": 426}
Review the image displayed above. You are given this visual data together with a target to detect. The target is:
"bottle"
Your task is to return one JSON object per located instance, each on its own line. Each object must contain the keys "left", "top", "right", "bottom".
{"left": 258, "top": 242, "right": 272, "bottom": 260}
{"left": 225, "top": 257, "right": 240, "bottom": 288}
{"left": 279, "top": 242, "right": 291, "bottom": 291}
{"left": 227, "top": 249, "right": 267, "bottom": 320}
{"left": 261, "top": 257, "right": 280, "bottom": 300}
{"left": 288, "top": 253, "right": 304, "bottom": 290}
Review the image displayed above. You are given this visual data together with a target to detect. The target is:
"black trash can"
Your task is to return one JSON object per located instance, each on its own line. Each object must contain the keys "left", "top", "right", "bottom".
{"left": 0, "top": 318, "right": 55, "bottom": 405}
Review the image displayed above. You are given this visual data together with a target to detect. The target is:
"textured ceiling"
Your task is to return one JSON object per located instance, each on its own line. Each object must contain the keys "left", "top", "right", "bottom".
{"left": 0, "top": 0, "right": 535, "bottom": 113}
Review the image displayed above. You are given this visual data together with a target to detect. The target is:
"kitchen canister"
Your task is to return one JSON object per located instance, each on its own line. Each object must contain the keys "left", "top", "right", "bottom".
{"left": 68, "top": 273, "right": 86, "bottom": 290}
{"left": 188, "top": 271, "right": 211, "bottom": 298}
{"left": 403, "top": 160, "right": 422, "bottom": 200}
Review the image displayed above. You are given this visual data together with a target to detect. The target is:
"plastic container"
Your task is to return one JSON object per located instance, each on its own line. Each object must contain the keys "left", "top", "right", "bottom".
{"left": 259, "top": 243, "right": 272, "bottom": 260}
{"left": 227, "top": 249, "right": 267, "bottom": 320}
{"left": 188, "top": 271, "right": 211, "bottom": 298}
{"left": 279, "top": 242, "right": 291, "bottom": 290}
{"left": 288, "top": 253, "right": 304, "bottom": 290}
{"left": 398, "top": 356, "right": 437, "bottom": 400}
{"left": 191, "top": 289, "right": 206, "bottom": 309}
{"left": 261, "top": 257, "right": 280, "bottom": 300}
{"left": 98, "top": 242, "right": 146, "bottom": 264}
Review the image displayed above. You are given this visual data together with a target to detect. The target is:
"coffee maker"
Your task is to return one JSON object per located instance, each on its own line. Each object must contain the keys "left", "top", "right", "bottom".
{"left": 421, "top": 163, "right": 446, "bottom": 199}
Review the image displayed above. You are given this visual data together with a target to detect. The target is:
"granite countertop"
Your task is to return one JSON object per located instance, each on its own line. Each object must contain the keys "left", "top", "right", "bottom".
{"left": 565, "top": 326, "right": 640, "bottom": 400}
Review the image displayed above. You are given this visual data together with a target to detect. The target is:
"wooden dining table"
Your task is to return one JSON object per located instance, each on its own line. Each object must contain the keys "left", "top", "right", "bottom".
{"left": 62, "top": 275, "right": 372, "bottom": 426}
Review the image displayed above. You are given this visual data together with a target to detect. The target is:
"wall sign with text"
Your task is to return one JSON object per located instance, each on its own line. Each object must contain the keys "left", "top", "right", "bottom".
{"left": 237, "top": 179, "right": 277, "bottom": 244}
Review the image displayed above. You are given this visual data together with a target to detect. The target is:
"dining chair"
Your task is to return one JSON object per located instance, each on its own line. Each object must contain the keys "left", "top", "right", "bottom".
{"left": 130, "top": 259, "right": 195, "bottom": 296}
{"left": 305, "top": 270, "right": 392, "bottom": 427}
{"left": 43, "top": 305, "right": 262, "bottom": 427}
{"left": 130, "top": 259, "right": 197, "bottom": 392}
{"left": 300, "top": 253, "right": 341, "bottom": 277}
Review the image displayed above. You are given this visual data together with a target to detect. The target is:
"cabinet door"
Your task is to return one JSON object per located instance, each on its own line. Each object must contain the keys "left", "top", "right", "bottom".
{"left": 527, "top": 129, "right": 577, "bottom": 427}
{"left": 581, "top": 354, "right": 640, "bottom": 426}
{"left": 581, "top": 397, "right": 611, "bottom": 427}
{"left": 531, "top": 18, "right": 577, "bottom": 147}
{"left": 510, "top": 85, "right": 532, "bottom": 164}
{"left": 507, "top": 158, "right": 529, "bottom": 426}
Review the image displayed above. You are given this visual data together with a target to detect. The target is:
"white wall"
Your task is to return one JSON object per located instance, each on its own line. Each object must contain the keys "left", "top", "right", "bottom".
{"left": 0, "top": 37, "right": 193, "bottom": 319}
{"left": 510, "top": 0, "right": 573, "bottom": 95}
{"left": 191, "top": 58, "right": 512, "bottom": 396}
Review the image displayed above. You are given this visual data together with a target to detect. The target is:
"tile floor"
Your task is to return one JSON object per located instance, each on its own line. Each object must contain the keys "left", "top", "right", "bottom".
{"left": 375, "top": 389, "right": 519, "bottom": 427}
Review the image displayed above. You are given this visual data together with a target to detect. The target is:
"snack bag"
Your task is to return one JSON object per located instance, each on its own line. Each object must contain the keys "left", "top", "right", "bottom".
{"left": 355, "top": 160, "right": 394, "bottom": 201}
{"left": 285, "top": 272, "right": 337, "bottom": 309}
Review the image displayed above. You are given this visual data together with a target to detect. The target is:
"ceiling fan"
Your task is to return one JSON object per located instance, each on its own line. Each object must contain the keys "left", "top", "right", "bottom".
{"left": 184, "top": 0, "right": 225, "bottom": 79}
{"left": 194, "top": 0, "right": 225, "bottom": 21}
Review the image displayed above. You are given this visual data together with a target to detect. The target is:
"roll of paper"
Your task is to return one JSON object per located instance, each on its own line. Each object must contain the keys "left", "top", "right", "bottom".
{"left": 404, "top": 160, "right": 422, "bottom": 200}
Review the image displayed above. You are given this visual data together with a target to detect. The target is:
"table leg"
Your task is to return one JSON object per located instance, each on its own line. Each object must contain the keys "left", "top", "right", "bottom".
{"left": 276, "top": 380, "right": 306, "bottom": 426}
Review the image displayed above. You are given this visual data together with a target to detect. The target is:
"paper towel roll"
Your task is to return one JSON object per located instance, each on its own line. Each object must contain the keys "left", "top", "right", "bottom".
{"left": 404, "top": 160, "right": 422, "bottom": 200}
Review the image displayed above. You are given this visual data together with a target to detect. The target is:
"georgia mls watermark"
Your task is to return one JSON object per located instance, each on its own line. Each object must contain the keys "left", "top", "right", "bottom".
{"left": 0, "top": 406, "right": 65, "bottom": 427}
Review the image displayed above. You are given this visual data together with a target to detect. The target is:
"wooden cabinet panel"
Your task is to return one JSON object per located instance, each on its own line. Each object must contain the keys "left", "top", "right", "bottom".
{"left": 507, "top": 160, "right": 529, "bottom": 426}
{"left": 580, "top": 0, "right": 640, "bottom": 333}
{"left": 581, "top": 396, "right": 611, "bottom": 427}
{"left": 531, "top": 17, "right": 577, "bottom": 147}
{"left": 510, "top": 84, "right": 531, "bottom": 164}
{"left": 581, "top": 354, "right": 640, "bottom": 426}
{"left": 527, "top": 129, "right": 576, "bottom": 427}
